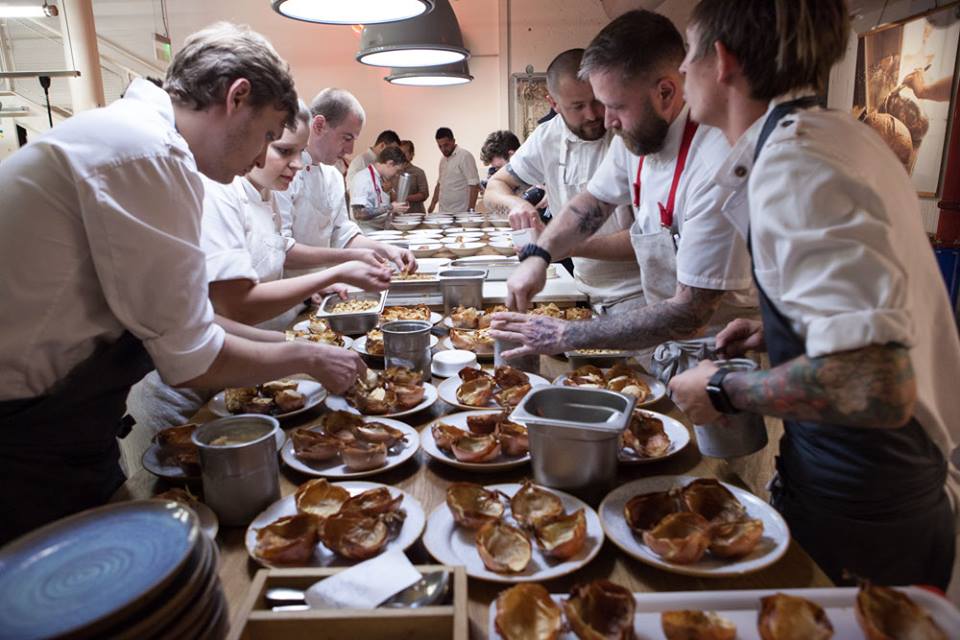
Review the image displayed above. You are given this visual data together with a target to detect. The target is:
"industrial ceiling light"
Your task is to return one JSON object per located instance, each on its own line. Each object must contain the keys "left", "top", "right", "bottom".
{"left": 357, "top": 0, "right": 468, "bottom": 68}
{"left": 0, "top": 1, "right": 58, "bottom": 18}
{"left": 385, "top": 61, "right": 472, "bottom": 86}
{"left": 271, "top": 0, "right": 432, "bottom": 26}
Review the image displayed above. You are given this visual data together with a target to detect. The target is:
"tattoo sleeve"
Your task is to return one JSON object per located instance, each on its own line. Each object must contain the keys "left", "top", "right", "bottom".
{"left": 722, "top": 344, "right": 916, "bottom": 429}
{"left": 562, "top": 284, "right": 724, "bottom": 351}
{"left": 503, "top": 163, "right": 531, "bottom": 190}
{"left": 351, "top": 203, "right": 392, "bottom": 221}
{"left": 569, "top": 200, "right": 607, "bottom": 236}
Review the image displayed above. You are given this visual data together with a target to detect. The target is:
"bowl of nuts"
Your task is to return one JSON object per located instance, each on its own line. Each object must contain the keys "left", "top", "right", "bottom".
{"left": 315, "top": 290, "right": 388, "bottom": 335}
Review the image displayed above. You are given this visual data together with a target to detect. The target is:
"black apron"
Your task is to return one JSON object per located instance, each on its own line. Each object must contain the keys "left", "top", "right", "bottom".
{"left": 751, "top": 98, "right": 954, "bottom": 589}
{"left": 0, "top": 331, "right": 154, "bottom": 545}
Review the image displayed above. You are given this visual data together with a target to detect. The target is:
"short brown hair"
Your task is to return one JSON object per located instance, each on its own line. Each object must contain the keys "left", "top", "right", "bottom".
{"left": 689, "top": 0, "right": 849, "bottom": 100}
{"left": 480, "top": 130, "right": 520, "bottom": 164}
{"left": 164, "top": 22, "right": 298, "bottom": 127}
{"left": 579, "top": 10, "right": 685, "bottom": 82}
{"left": 377, "top": 146, "right": 407, "bottom": 165}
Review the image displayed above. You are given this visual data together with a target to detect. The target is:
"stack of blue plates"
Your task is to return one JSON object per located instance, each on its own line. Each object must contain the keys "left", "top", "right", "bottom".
{"left": 0, "top": 500, "right": 227, "bottom": 640}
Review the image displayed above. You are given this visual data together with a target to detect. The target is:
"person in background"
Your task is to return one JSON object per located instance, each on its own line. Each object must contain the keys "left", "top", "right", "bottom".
{"left": 275, "top": 88, "right": 415, "bottom": 277}
{"left": 350, "top": 145, "right": 410, "bottom": 231}
{"left": 346, "top": 129, "right": 401, "bottom": 195}
{"left": 399, "top": 139, "right": 430, "bottom": 214}
{"left": 0, "top": 23, "right": 360, "bottom": 543}
{"left": 668, "top": 0, "right": 958, "bottom": 591}
{"left": 484, "top": 48, "right": 645, "bottom": 312}
{"left": 479, "top": 129, "right": 521, "bottom": 189}
{"left": 491, "top": 11, "right": 755, "bottom": 365}
{"left": 128, "top": 102, "right": 386, "bottom": 433}
{"left": 428, "top": 127, "right": 480, "bottom": 213}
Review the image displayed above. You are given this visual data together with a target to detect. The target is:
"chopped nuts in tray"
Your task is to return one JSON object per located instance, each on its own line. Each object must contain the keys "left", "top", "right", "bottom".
{"left": 330, "top": 299, "right": 380, "bottom": 314}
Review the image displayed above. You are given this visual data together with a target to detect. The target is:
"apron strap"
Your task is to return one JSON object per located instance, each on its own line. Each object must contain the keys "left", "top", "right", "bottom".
{"left": 368, "top": 164, "right": 382, "bottom": 206}
{"left": 753, "top": 95, "right": 821, "bottom": 163}
{"left": 632, "top": 114, "right": 699, "bottom": 231}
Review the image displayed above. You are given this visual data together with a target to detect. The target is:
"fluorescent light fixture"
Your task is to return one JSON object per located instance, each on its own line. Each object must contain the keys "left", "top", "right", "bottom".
{"left": 385, "top": 61, "right": 472, "bottom": 86}
{"left": 357, "top": 0, "right": 468, "bottom": 68}
{"left": 271, "top": 0, "right": 432, "bottom": 25}
{"left": 0, "top": 2, "right": 57, "bottom": 18}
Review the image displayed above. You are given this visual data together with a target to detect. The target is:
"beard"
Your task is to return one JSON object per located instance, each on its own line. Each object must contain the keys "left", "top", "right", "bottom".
{"left": 567, "top": 117, "right": 606, "bottom": 141}
{"left": 617, "top": 98, "right": 671, "bottom": 156}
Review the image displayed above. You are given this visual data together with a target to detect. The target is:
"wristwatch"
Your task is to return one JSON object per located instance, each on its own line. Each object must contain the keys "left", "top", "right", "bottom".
{"left": 706, "top": 367, "right": 740, "bottom": 414}
{"left": 518, "top": 243, "right": 552, "bottom": 264}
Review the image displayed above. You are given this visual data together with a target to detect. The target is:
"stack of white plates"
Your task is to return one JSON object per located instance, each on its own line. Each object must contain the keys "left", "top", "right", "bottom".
{"left": 0, "top": 500, "right": 227, "bottom": 640}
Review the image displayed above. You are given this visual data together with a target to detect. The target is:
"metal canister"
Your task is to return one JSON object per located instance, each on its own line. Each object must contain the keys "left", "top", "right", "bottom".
{"left": 494, "top": 337, "right": 540, "bottom": 376}
{"left": 395, "top": 172, "right": 413, "bottom": 204}
{"left": 693, "top": 358, "right": 769, "bottom": 458}
{"left": 438, "top": 268, "right": 487, "bottom": 315}
{"left": 192, "top": 415, "right": 281, "bottom": 526}
{"left": 382, "top": 320, "right": 433, "bottom": 378}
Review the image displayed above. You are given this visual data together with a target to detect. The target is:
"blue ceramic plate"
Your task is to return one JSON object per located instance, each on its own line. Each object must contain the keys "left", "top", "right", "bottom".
{"left": 0, "top": 500, "right": 198, "bottom": 640}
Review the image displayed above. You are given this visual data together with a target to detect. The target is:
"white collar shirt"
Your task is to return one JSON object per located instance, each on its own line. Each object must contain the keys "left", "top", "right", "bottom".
{"left": 437, "top": 146, "right": 480, "bottom": 213}
{"left": 730, "top": 91, "right": 960, "bottom": 491}
{"left": 508, "top": 116, "right": 643, "bottom": 304}
{"left": 0, "top": 79, "right": 224, "bottom": 399}
{"left": 587, "top": 105, "right": 754, "bottom": 297}
{"left": 346, "top": 147, "right": 377, "bottom": 194}
{"left": 349, "top": 163, "right": 389, "bottom": 211}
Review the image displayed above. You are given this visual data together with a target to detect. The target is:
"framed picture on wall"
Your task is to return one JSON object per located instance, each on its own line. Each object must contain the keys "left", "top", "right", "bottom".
{"left": 510, "top": 72, "right": 550, "bottom": 142}
{"left": 852, "top": 2, "right": 960, "bottom": 196}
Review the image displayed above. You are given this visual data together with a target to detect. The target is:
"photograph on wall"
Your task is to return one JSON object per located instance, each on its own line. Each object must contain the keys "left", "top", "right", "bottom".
{"left": 853, "top": 3, "right": 960, "bottom": 196}
{"left": 510, "top": 72, "right": 550, "bottom": 142}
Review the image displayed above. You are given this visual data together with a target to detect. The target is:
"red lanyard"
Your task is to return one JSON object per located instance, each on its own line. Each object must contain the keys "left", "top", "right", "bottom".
{"left": 368, "top": 164, "right": 382, "bottom": 205}
{"left": 632, "top": 115, "right": 699, "bottom": 229}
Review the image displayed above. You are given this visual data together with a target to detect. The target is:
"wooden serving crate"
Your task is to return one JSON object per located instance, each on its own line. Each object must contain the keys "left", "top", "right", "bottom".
{"left": 227, "top": 565, "right": 468, "bottom": 640}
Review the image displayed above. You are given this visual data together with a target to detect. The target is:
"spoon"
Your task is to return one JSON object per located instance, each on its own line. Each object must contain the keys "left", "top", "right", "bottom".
{"left": 265, "top": 570, "right": 450, "bottom": 611}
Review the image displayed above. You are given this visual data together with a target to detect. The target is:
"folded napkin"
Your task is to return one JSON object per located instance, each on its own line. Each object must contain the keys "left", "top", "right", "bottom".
{"left": 304, "top": 550, "right": 422, "bottom": 609}
{"left": 649, "top": 337, "right": 717, "bottom": 385}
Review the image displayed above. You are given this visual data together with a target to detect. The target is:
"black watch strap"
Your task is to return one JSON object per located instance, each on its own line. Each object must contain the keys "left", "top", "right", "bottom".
{"left": 706, "top": 367, "right": 740, "bottom": 414}
{"left": 519, "top": 243, "right": 552, "bottom": 264}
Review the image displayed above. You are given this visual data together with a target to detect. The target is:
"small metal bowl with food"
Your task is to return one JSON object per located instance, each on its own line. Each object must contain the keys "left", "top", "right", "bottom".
{"left": 315, "top": 290, "right": 387, "bottom": 335}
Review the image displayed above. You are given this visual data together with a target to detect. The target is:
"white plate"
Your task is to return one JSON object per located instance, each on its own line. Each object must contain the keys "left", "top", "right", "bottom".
{"left": 421, "top": 411, "right": 530, "bottom": 472}
{"left": 290, "top": 321, "right": 354, "bottom": 349}
{"left": 281, "top": 418, "right": 420, "bottom": 479}
{"left": 487, "top": 586, "right": 960, "bottom": 640}
{"left": 142, "top": 428, "right": 286, "bottom": 480}
{"left": 553, "top": 369, "right": 667, "bottom": 407}
{"left": 324, "top": 382, "right": 438, "bottom": 418}
{"left": 599, "top": 475, "right": 790, "bottom": 578}
{"left": 208, "top": 380, "right": 327, "bottom": 419}
{"left": 423, "top": 483, "right": 603, "bottom": 583}
{"left": 437, "top": 373, "right": 549, "bottom": 411}
{"left": 245, "top": 481, "right": 425, "bottom": 568}
{"left": 619, "top": 410, "right": 691, "bottom": 465}
{"left": 440, "top": 336, "right": 495, "bottom": 359}
{"left": 352, "top": 334, "right": 439, "bottom": 357}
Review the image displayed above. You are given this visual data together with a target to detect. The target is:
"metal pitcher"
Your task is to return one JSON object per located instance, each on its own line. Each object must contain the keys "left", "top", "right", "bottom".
{"left": 395, "top": 172, "right": 413, "bottom": 204}
{"left": 693, "top": 358, "right": 768, "bottom": 458}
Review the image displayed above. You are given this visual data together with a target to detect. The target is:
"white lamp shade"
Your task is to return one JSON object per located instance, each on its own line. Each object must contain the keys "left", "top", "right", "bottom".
{"left": 385, "top": 61, "right": 472, "bottom": 86}
{"left": 357, "top": 0, "right": 469, "bottom": 68}
{"left": 271, "top": 0, "right": 433, "bottom": 25}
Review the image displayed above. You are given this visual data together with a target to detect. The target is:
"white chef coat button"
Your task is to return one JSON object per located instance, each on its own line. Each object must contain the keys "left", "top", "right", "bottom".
{"left": 734, "top": 165, "right": 747, "bottom": 178}
{"left": 781, "top": 120, "right": 794, "bottom": 127}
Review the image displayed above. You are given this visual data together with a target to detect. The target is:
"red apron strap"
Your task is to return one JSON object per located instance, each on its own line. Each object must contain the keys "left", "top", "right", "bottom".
{"left": 659, "top": 116, "right": 699, "bottom": 229}
{"left": 368, "top": 164, "right": 382, "bottom": 205}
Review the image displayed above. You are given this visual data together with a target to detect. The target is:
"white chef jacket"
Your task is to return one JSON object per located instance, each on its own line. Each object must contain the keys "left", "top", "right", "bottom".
{"left": 715, "top": 92, "right": 960, "bottom": 492}
{"left": 0, "top": 78, "right": 224, "bottom": 400}
{"left": 508, "top": 116, "right": 643, "bottom": 305}
{"left": 346, "top": 147, "right": 377, "bottom": 194}
{"left": 437, "top": 145, "right": 480, "bottom": 213}
{"left": 587, "top": 106, "right": 754, "bottom": 309}
{"left": 275, "top": 152, "right": 361, "bottom": 277}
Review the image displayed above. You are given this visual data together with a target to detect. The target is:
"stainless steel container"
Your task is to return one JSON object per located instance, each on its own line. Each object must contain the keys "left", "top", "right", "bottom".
{"left": 395, "top": 172, "right": 413, "bottom": 204}
{"left": 494, "top": 337, "right": 540, "bottom": 375}
{"left": 192, "top": 415, "right": 281, "bottom": 526}
{"left": 510, "top": 386, "right": 635, "bottom": 491}
{"left": 382, "top": 320, "right": 433, "bottom": 378}
{"left": 693, "top": 358, "right": 769, "bottom": 458}
{"left": 315, "top": 290, "right": 387, "bottom": 335}
{"left": 438, "top": 268, "right": 487, "bottom": 315}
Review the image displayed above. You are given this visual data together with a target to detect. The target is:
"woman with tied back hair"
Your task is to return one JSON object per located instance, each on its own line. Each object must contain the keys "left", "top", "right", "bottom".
{"left": 669, "top": 0, "right": 959, "bottom": 590}
{"left": 0, "top": 22, "right": 369, "bottom": 543}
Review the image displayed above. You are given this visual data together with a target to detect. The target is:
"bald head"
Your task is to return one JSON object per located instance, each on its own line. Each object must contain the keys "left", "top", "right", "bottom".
{"left": 546, "top": 48, "right": 585, "bottom": 96}
{"left": 309, "top": 87, "right": 365, "bottom": 128}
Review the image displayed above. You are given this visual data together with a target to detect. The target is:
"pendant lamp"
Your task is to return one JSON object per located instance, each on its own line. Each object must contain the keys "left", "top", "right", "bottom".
{"left": 357, "top": 0, "right": 468, "bottom": 68}
{"left": 271, "top": 0, "right": 433, "bottom": 26}
{"left": 385, "top": 60, "right": 472, "bottom": 86}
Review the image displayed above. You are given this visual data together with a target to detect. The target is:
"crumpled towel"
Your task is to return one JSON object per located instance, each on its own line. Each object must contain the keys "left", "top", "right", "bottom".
{"left": 649, "top": 337, "right": 717, "bottom": 385}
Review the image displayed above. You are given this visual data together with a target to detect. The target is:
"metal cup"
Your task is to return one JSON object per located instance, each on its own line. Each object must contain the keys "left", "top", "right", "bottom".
{"left": 693, "top": 358, "right": 769, "bottom": 458}
{"left": 382, "top": 320, "right": 433, "bottom": 378}
{"left": 494, "top": 337, "right": 540, "bottom": 375}
{"left": 395, "top": 172, "right": 412, "bottom": 204}
{"left": 438, "top": 268, "right": 487, "bottom": 315}
{"left": 192, "top": 415, "right": 281, "bottom": 526}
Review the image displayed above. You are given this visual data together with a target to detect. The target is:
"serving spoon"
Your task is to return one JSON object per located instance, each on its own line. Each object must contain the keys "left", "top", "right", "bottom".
{"left": 265, "top": 570, "right": 450, "bottom": 612}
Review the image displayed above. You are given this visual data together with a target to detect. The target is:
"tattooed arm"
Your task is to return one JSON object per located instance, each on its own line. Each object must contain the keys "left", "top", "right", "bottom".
{"left": 492, "top": 283, "right": 725, "bottom": 354}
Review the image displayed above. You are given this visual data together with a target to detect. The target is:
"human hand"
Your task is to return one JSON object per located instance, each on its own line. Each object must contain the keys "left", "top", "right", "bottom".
{"left": 508, "top": 202, "right": 545, "bottom": 233}
{"left": 902, "top": 68, "right": 927, "bottom": 97}
{"left": 392, "top": 202, "right": 410, "bottom": 214}
{"left": 505, "top": 258, "right": 548, "bottom": 312}
{"left": 304, "top": 344, "right": 366, "bottom": 395}
{"left": 668, "top": 359, "right": 721, "bottom": 424}
{"left": 378, "top": 244, "right": 417, "bottom": 274}
{"left": 333, "top": 260, "right": 392, "bottom": 291}
{"left": 488, "top": 312, "right": 570, "bottom": 357}
{"left": 715, "top": 318, "right": 765, "bottom": 357}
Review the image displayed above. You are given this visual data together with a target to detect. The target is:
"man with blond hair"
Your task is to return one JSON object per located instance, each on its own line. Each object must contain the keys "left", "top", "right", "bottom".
{"left": 0, "top": 23, "right": 366, "bottom": 542}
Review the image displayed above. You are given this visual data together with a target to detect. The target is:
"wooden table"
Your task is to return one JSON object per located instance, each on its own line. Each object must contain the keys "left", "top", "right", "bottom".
{"left": 115, "top": 355, "right": 832, "bottom": 638}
